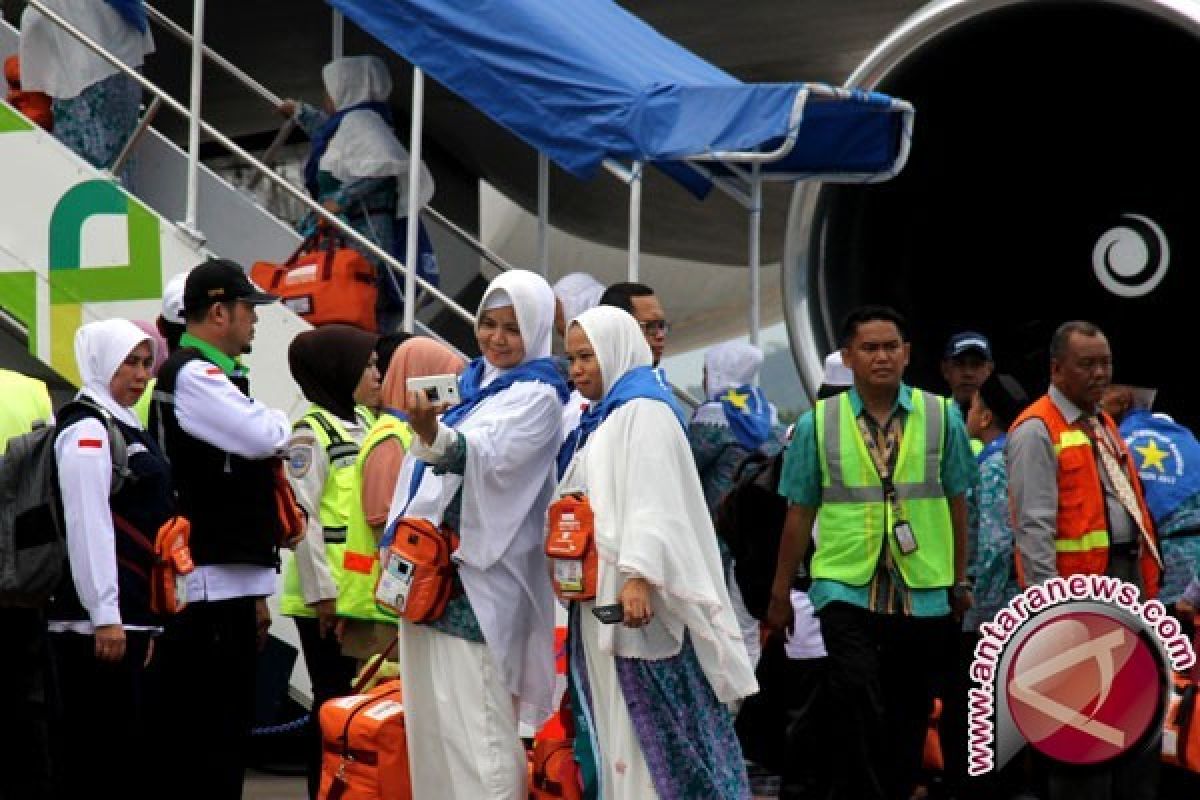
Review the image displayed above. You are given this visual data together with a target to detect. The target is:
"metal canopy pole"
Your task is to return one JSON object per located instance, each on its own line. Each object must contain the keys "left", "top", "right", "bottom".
{"left": 184, "top": 0, "right": 206, "bottom": 237}
{"left": 628, "top": 161, "right": 643, "bottom": 282}
{"left": 403, "top": 69, "right": 426, "bottom": 335}
{"left": 537, "top": 153, "right": 549, "bottom": 276}
{"left": 748, "top": 165, "right": 763, "bottom": 347}
{"left": 332, "top": 9, "right": 345, "bottom": 59}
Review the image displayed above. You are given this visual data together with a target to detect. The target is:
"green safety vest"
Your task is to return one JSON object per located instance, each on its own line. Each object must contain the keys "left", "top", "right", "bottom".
{"left": 813, "top": 389, "right": 955, "bottom": 589}
{"left": 338, "top": 412, "right": 414, "bottom": 622}
{"left": 280, "top": 407, "right": 362, "bottom": 618}
{"left": 0, "top": 370, "right": 52, "bottom": 455}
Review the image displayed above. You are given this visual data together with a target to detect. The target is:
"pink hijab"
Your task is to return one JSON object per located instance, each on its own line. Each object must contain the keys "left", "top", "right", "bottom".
{"left": 380, "top": 337, "right": 466, "bottom": 413}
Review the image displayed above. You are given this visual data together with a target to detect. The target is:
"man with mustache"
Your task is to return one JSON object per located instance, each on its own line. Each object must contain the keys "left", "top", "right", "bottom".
{"left": 1006, "top": 320, "right": 1162, "bottom": 800}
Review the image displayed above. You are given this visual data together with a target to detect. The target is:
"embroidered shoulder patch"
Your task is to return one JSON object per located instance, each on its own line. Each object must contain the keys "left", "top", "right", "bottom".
{"left": 287, "top": 445, "right": 313, "bottom": 478}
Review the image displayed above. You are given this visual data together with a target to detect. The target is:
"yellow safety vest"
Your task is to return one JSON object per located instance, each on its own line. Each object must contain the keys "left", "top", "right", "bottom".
{"left": 337, "top": 412, "right": 414, "bottom": 622}
{"left": 280, "top": 407, "right": 361, "bottom": 618}
{"left": 813, "top": 389, "right": 955, "bottom": 589}
{"left": 0, "top": 370, "right": 52, "bottom": 455}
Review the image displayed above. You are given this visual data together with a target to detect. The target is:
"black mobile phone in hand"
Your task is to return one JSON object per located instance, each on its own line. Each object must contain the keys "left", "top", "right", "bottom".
{"left": 591, "top": 604, "right": 624, "bottom": 624}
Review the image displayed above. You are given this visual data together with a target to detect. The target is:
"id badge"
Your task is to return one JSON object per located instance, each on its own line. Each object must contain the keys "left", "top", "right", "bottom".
{"left": 893, "top": 520, "right": 918, "bottom": 555}
{"left": 377, "top": 552, "right": 415, "bottom": 612}
{"left": 554, "top": 559, "right": 584, "bottom": 593}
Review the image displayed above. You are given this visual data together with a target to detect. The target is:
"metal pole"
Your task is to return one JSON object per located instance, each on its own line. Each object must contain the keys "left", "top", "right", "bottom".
{"left": 749, "top": 167, "right": 763, "bottom": 348}
{"left": 537, "top": 153, "right": 549, "bottom": 276}
{"left": 628, "top": 161, "right": 642, "bottom": 282}
{"left": 184, "top": 0, "right": 206, "bottom": 236}
{"left": 403, "top": 69, "right": 426, "bottom": 334}
{"left": 332, "top": 9, "right": 345, "bottom": 60}
{"left": 110, "top": 96, "right": 162, "bottom": 178}
{"left": 245, "top": 117, "right": 297, "bottom": 190}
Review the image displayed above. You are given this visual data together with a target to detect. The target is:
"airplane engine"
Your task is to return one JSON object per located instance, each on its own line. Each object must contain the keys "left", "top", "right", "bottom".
{"left": 785, "top": 0, "right": 1199, "bottom": 423}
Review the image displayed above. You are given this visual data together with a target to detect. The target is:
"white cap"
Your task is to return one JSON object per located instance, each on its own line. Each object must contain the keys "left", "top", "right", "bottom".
{"left": 161, "top": 272, "right": 188, "bottom": 325}
{"left": 822, "top": 351, "right": 853, "bottom": 388}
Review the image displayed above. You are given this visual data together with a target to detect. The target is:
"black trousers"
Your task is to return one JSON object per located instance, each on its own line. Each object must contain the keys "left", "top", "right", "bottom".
{"left": 0, "top": 607, "right": 53, "bottom": 800}
{"left": 48, "top": 629, "right": 152, "bottom": 800}
{"left": 816, "top": 602, "right": 944, "bottom": 800}
{"left": 294, "top": 616, "right": 358, "bottom": 800}
{"left": 149, "top": 598, "right": 259, "bottom": 800}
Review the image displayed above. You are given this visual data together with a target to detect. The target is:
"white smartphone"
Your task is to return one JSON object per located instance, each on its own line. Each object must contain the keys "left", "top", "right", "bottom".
{"left": 406, "top": 374, "right": 461, "bottom": 406}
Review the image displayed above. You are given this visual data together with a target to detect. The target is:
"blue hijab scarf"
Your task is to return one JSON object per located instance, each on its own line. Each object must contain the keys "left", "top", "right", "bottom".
{"left": 557, "top": 365, "right": 681, "bottom": 478}
{"left": 717, "top": 384, "right": 773, "bottom": 451}
{"left": 103, "top": 0, "right": 147, "bottom": 33}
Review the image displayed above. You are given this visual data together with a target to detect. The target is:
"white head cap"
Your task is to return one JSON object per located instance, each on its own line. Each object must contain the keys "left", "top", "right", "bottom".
{"left": 161, "top": 272, "right": 188, "bottom": 325}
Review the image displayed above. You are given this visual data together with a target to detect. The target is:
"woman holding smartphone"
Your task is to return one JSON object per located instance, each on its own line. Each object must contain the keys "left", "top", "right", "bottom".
{"left": 556, "top": 306, "right": 757, "bottom": 800}
{"left": 393, "top": 269, "right": 568, "bottom": 798}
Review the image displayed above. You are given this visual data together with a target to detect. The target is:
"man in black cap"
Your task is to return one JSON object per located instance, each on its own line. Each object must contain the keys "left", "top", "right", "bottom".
{"left": 148, "top": 258, "right": 293, "bottom": 800}
{"left": 941, "top": 331, "right": 995, "bottom": 414}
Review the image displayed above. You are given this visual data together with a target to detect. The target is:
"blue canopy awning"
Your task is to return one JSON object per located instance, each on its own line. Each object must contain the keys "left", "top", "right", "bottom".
{"left": 327, "top": 0, "right": 912, "bottom": 190}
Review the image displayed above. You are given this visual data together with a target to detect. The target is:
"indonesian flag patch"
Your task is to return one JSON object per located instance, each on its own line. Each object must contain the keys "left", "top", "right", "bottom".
{"left": 78, "top": 438, "right": 103, "bottom": 449}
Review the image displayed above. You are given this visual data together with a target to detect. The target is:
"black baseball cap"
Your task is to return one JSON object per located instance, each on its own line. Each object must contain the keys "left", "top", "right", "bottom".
{"left": 944, "top": 331, "right": 993, "bottom": 361}
{"left": 182, "top": 258, "right": 278, "bottom": 313}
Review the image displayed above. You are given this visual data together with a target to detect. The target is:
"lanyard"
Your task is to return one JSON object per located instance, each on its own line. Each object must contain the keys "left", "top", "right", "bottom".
{"left": 856, "top": 411, "right": 903, "bottom": 511}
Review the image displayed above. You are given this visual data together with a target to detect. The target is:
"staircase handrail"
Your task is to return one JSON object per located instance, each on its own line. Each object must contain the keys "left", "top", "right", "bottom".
{"left": 25, "top": 0, "right": 475, "bottom": 327}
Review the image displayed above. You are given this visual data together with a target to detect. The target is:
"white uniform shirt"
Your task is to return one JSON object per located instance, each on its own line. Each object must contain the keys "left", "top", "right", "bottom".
{"left": 51, "top": 418, "right": 158, "bottom": 634}
{"left": 172, "top": 359, "right": 290, "bottom": 602}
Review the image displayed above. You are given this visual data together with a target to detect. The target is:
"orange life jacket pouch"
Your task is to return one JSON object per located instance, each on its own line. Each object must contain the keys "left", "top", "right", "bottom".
{"left": 374, "top": 518, "right": 459, "bottom": 623}
{"left": 545, "top": 493, "right": 598, "bottom": 602}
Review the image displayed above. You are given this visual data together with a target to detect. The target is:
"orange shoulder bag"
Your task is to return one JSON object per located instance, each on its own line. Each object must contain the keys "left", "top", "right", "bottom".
{"left": 150, "top": 515, "right": 194, "bottom": 615}
{"left": 374, "top": 518, "right": 460, "bottom": 623}
{"left": 545, "top": 493, "right": 598, "bottom": 602}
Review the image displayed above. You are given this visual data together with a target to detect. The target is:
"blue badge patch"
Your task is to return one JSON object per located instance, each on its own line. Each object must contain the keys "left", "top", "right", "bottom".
{"left": 287, "top": 445, "right": 313, "bottom": 479}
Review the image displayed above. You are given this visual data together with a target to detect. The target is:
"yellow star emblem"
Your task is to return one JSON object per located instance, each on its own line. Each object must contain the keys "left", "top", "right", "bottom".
{"left": 723, "top": 388, "right": 750, "bottom": 411}
{"left": 1135, "top": 439, "right": 1170, "bottom": 473}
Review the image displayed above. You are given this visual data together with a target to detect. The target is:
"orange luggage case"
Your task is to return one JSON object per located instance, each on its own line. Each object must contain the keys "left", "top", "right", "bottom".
{"left": 251, "top": 230, "right": 377, "bottom": 332}
{"left": 318, "top": 680, "right": 411, "bottom": 800}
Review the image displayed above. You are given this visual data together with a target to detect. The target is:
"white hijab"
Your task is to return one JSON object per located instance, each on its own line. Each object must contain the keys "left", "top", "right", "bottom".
{"left": 553, "top": 273, "right": 606, "bottom": 327}
{"left": 318, "top": 55, "right": 434, "bottom": 214}
{"left": 19, "top": 0, "right": 154, "bottom": 99}
{"left": 74, "top": 318, "right": 152, "bottom": 429}
{"left": 391, "top": 269, "right": 562, "bottom": 725}
{"left": 704, "top": 341, "right": 763, "bottom": 398}
{"left": 562, "top": 308, "right": 758, "bottom": 703}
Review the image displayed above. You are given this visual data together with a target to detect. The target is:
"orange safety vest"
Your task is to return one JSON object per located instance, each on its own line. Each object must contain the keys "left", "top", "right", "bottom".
{"left": 1010, "top": 395, "right": 1160, "bottom": 597}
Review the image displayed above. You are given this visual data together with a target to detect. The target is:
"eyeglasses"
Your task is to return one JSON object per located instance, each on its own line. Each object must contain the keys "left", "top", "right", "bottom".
{"left": 640, "top": 320, "right": 671, "bottom": 335}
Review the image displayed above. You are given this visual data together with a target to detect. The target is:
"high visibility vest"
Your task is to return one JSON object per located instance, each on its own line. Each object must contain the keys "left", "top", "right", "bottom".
{"left": 280, "top": 407, "right": 361, "bottom": 618}
{"left": 337, "top": 412, "right": 414, "bottom": 622}
{"left": 0, "top": 370, "right": 52, "bottom": 455}
{"left": 1010, "top": 396, "right": 1160, "bottom": 596}
{"left": 813, "top": 389, "right": 955, "bottom": 589}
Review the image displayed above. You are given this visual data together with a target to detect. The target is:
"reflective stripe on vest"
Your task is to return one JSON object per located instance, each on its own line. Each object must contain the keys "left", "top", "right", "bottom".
{"left": 337, "top": 413, "right": 415, "bottom": 622}
{"left": 280, "top": 407, "right": 361, "bottom": 618}
{"left": 1009, "top": 395, "right": 1160, "bottom": 598}
{"left": 813, "top": 390, "right": 955, "bottom": 589}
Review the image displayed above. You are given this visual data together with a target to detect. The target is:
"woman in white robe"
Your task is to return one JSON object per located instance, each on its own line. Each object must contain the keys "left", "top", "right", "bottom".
{"left": 389, "top": 269, "right": 568, "bottom": 798}
{"left": 556, "top": 306, "right": 758, "bottom": 800}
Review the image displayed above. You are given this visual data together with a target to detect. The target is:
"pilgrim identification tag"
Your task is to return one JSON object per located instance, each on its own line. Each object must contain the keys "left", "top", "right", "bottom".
{"left": 893, "top": 521, "right": 918, "bottom": 555}
{"left": 554, "top": 559, "right": 585, "bottom": 594}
